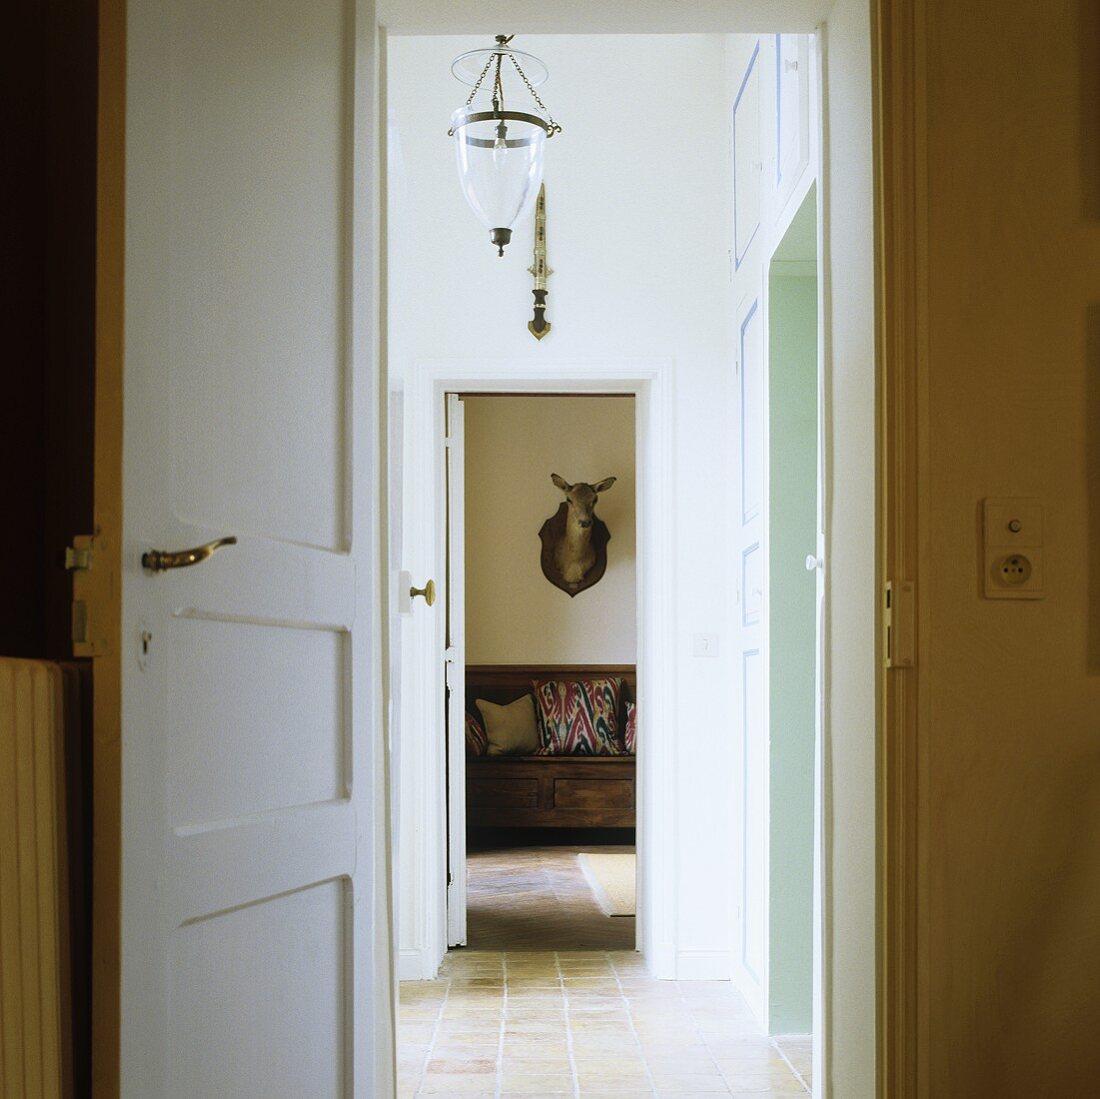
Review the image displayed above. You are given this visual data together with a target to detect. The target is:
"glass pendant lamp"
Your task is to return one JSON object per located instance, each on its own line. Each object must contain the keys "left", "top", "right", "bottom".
{"left": 449, "top": 35, "right": 561, "bottom": 256}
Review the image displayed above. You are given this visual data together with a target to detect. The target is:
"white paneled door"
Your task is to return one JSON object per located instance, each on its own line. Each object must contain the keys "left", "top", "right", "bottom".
{"left": 118, "top": 0, "right": 387, "bottom": 1095}
{"left": 445, "top": 394, "right": 468, "bottom": 947}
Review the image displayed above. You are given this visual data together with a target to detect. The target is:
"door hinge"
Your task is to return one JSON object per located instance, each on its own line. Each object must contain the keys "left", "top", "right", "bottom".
{"left": 65, "top": 543, "right": 93, "bottom": 571}
{"left": 884, "top": 579, "right": 915, "bottom": 669}
{"left": 67, "top": 534, "right": 104, "bottom": 657}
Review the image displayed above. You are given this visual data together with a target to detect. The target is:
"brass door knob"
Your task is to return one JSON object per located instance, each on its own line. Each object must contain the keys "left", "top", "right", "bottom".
{"left": 410, "top": 579, "right": 436, "bottom": 607}
{"left": 142, "top": 536, "right": 238, "bottom": 572}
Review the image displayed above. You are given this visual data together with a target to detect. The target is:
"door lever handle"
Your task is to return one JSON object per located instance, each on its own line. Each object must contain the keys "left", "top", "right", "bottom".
{"left": 142, "top": 536, "right": 238, "bottom": 572}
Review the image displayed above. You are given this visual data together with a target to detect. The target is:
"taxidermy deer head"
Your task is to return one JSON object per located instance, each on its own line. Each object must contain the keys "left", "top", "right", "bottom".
{"left": 538, "top": 473, "right": 617, "bottom": 596}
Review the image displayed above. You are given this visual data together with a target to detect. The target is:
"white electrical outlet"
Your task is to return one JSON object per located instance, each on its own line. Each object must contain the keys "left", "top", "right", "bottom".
{"left": 983, "top": 498, "right": 1045, "bottom": 600}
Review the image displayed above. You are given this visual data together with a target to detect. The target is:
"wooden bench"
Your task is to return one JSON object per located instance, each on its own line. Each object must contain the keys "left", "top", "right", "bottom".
{"left": 465, "top": 665, "right": 636, "bottom": 829}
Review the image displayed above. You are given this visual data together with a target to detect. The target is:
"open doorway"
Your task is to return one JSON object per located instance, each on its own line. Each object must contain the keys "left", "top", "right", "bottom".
{"left": 78, "top": 0, "right": 879, "bottom": 1092}
{"left": 390, "top": 27, "right": 825, "bottom": 1097}
{"left": 450, "top": 393, "right": 639, "bottom": 953}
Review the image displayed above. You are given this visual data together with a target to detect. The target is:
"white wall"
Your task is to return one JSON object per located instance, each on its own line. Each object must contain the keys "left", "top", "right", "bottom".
{"left": 464, "top": 396, "right": 636, "bottom": 665}
{"left": 390, "top": 33, "right": 739, "bottom": 980}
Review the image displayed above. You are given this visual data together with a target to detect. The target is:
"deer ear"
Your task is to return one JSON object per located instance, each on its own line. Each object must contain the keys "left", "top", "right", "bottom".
{"left": 592, "top": 477, "right": 617, "bottom": 493}
{"left": 551, "top": 473, "right": 571, "bottom": 492}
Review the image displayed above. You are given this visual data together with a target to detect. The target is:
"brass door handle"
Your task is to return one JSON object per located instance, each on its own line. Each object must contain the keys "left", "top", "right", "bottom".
{"left": 410, "top": 579, "right": 436, "bottom": 606}
{"left": 142, "top": 536, "right": 238, "bottom": 572}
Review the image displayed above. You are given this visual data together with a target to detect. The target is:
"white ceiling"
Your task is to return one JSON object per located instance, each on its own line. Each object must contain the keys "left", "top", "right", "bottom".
{"left": 378, "top": 0, "right": 832, "bottom": 35}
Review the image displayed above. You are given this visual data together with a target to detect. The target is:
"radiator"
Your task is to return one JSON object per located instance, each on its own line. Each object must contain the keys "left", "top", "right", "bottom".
{"left": 0, "top": 658, "right": 73, "bottom": 1099}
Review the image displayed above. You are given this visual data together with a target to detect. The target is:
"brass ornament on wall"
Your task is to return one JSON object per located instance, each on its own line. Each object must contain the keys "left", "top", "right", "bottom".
{"left": 538, "top": 473, "right": 616, "bottom": 597}
{"left": 528, "top": 184, "right": 552, "bottom": 340}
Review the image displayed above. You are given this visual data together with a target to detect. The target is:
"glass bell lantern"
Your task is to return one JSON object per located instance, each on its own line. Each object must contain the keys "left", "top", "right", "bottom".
{"left": 448, "top": 35, "right": 561, "bottom": 256}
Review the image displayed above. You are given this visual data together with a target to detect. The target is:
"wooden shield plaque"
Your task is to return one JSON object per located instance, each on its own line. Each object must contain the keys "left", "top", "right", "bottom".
{"left": 538, "top": 503, "right": 611, "bottom": 598}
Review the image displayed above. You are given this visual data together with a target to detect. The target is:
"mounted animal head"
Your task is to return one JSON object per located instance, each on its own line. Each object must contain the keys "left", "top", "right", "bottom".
{"left": 550, "top": 473, "right": 616, "bottom": 530}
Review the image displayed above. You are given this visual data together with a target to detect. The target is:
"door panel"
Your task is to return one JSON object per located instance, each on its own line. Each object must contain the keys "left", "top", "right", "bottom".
{"left": 115, "top": 0, "right": 385, "bottom": 1094}
{"left": 740, "top": 301, "right": 764, "bottom": 521}
{"left": 776, "top": 34, "right": 810, "bottom": 208}
{"left": 734, "top": 290, "right": 767, "bottom": 1018}
{"left": 742, "top": 648, "right": 766, "bottom": 982}
{"left": 164, "top": 0, "right": 349, "bottom": 551}
{"left": 733, "top": 42, "right": 762, "bottom": 267}
{"left": 168, "top": 880, "right": 346, "bottom": 1099}
{"left": 165, "top": 619, "right": 346, "bottom": 825}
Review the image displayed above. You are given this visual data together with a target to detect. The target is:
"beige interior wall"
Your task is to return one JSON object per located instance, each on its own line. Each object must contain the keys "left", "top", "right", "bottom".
{"left": 463, "top": 395, "right": 636, "bottom": 665}
{"left": 920, "top": 3, "right": 1100, "bottom": 1092}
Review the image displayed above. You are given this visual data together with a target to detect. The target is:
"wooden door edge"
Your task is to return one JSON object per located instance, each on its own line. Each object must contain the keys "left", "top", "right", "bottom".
{"left": 873, "top": 0, "right": 929, "bottom": 1096}
{"left": 91, "top": 0, "right": 126, "bottom": 1094}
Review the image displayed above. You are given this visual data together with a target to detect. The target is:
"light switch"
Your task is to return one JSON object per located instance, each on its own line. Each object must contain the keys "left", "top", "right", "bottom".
{"left": 982, "top": 498, "right": 1045, "bottom": 600}
{"left": 693, "top": 633, "right": 720, "bottom": 657}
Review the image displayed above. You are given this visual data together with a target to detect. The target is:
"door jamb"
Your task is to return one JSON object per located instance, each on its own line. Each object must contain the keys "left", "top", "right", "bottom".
{"left": 91, "top": 0, "right": 125, "bottom": 1093}
{"left": 399, "top": 360, "right": 676, "bottom": 980}
{"left": 874, "top": 0, "right": 927, "bottom": 1095}
{"left": 89, "top": 7, "right": 901, "bottom": 1093}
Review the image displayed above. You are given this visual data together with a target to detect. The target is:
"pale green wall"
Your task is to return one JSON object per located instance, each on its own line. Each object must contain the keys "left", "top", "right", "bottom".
{"left": 767, "top": 266, "right": 818, "bottom": 1035}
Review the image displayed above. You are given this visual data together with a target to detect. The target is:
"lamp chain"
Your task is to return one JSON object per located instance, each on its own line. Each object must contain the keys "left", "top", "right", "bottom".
{"left": 461, "top": 55, "right": 495, "bottom": 108}
{"left": 492, "top": 49, "right": 506, "bottom": 111}
{"left": 509, "top": 53, "right": 562, "bottom": 135}
{"left": 448, "top": 36, "right": 561, "bottom": 137}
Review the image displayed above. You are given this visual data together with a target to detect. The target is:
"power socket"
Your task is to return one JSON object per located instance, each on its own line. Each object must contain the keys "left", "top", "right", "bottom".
{"left": 983, "top": 498, "right": 1045, "bottom": 600}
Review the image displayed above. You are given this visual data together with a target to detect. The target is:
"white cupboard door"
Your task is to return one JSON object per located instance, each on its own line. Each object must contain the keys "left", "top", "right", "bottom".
{"left": 735, "top": 294, "right": 768, "bottom": 1021}
{"left": 119, "top": 1, "right": 387, "bottom": 1095}
{"left": 445, "top": 394, "right": 468, "bottom": 947}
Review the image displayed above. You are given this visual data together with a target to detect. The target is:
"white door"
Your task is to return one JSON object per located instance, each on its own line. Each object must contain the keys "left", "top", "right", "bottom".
{"left": 118, "top": 1, "right": 388, "bottom": 1095}
{"left": 445, "top": 394, "right": 468, "bottom": 946}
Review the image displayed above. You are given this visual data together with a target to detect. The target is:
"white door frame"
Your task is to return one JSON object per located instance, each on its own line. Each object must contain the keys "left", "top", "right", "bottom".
{"left": 398, "top": 359, "right": 675, "bottom": 980}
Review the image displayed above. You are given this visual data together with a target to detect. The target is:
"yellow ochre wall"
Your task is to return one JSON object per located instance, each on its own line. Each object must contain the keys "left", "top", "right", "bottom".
{"left": 919, "top": 3, "right": 1100, "bottom": 1091}
{"left": 463, "top": 395, "right": 637, "bottom": 665}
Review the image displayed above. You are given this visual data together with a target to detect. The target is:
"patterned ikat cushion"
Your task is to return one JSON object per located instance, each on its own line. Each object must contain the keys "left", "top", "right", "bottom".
{"left": 465, "top": 710, "right": 488, "bottom": 757}
{"left": 531, "top": 678, "right": 626, "bottom": 756}
{"left": 623, "top": 700, "right": 637, "bottom": 755}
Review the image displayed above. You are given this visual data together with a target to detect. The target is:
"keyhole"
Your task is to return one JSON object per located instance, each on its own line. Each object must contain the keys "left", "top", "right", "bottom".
{"left": 141, "top": 630, "right": 152, "bottom": 655}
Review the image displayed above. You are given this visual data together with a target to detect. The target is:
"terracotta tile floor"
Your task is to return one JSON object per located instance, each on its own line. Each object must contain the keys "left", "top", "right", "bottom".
{"left": 466, "top": 845, "right": 636, "bottom": 951}
{"left": 399, "top": 847, "right": 812, "bottom": 1097}
{"left": 399, "top": 951, "right": 811, "bottom": 1097}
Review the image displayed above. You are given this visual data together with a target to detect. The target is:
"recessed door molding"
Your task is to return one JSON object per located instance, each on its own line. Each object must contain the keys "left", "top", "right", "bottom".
{"left": 400, "top": 358, "right": 679, "bottom": 981}
{"left": 875, "top": 0, "right": 929, "bottom": 1094}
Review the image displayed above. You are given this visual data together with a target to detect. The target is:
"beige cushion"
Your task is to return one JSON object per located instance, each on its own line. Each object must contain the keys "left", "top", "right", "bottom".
{"left": 477, "top": 695, "right": 539, "bottom": 756}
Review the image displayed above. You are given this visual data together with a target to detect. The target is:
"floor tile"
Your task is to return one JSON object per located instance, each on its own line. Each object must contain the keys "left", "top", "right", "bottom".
{"left": 399, "top": 846, "right": 810, "bottom": 1096}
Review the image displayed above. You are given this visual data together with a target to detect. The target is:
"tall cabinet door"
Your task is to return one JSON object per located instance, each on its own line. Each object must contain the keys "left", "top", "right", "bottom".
{"left": 735, "top": 294, "right": 769, "bottom": 1019}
